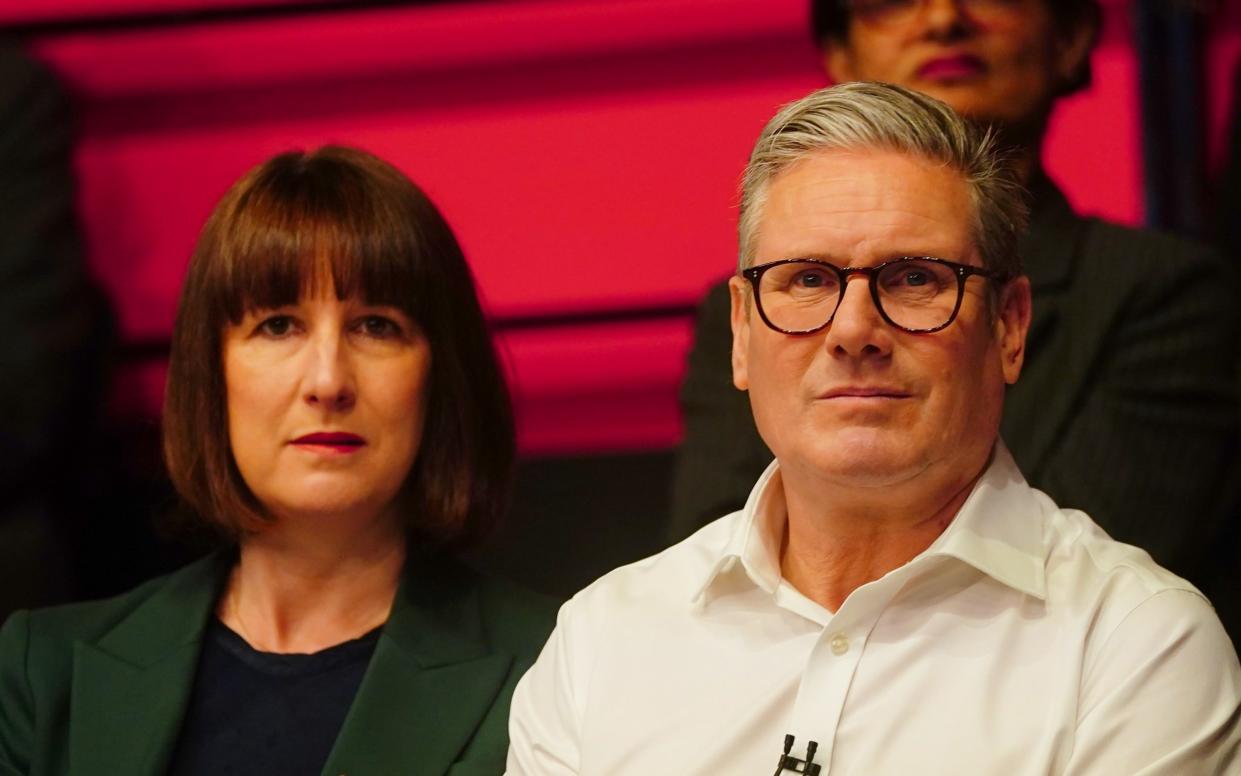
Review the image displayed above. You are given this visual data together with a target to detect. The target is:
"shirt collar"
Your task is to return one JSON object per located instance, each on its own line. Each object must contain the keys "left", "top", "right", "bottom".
{"left": 691, "top": 442, "right": 1048, "bottom": 606}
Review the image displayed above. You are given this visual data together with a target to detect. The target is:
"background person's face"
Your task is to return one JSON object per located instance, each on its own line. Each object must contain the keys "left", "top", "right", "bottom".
{"left": 730, "top": 149, "right": 1029, "bottom": 492}
{"left": 826, "top": 0, "right": 1092, "bottom": 135}
{"left": 223, "top": 289, "right": 430, "bottom": 526}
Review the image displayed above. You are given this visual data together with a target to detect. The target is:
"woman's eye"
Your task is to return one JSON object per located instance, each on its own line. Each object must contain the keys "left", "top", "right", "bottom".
{"left": 256, "top": 315, "right": 296, "bottom": 337}
{"left": 358, "top": 315, "right": 402, "bottom": 338}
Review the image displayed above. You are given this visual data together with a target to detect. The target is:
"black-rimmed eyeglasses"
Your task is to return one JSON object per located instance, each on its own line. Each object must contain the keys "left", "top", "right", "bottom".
{"left": 740, "top": 256, "right": 1003, "bottom": 335}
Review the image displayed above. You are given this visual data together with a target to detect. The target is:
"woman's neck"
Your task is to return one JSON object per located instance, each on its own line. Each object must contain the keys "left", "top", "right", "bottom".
{"left": 219, "top": 515, "right": 407, "bottom": 654}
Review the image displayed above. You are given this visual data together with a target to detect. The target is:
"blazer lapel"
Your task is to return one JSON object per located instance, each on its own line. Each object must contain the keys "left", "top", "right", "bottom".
{"left": 324, "top": 560, "right": 513, "bottom": 776}
{"left": 68, "top": 553, "right": 228, "bottom": 775}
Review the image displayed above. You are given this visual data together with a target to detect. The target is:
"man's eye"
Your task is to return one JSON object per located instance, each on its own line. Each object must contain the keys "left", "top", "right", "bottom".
{"left": 901, "top": 271, "right": 931, "bottom": 287}
{"left": 794, "top": 270, "right": 830, "bottom": 288}
{"left": 256, "top": 315, "right": 295, "bottom": 337}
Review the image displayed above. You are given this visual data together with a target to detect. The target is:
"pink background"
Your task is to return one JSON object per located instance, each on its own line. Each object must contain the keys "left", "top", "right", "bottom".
{"left": 9, "top": 0, "right": 1239, "bottom": 454}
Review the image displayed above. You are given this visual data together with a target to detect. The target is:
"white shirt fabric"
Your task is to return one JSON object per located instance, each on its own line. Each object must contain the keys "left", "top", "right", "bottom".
{"left": 507, "top": 444, "right": 1240, "bottom": 775}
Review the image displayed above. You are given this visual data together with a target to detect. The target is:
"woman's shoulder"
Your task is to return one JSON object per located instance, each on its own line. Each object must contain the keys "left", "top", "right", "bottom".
{"left": 1, "top": 553, "right": 223, "bottom": 657}
{"left": 470, "top": 571, "right": 561, "bottom": 654}
{"left": 403, "top": 557, "right": 560, "bottom": 658}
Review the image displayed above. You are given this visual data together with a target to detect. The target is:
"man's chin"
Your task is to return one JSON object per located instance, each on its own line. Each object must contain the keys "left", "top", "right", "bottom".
{"left": 786, "top": 435, "right": 927, "bottom": 489}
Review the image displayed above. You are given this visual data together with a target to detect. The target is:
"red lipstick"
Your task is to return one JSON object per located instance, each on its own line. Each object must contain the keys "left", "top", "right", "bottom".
{"left": 291, "top": 432, "right": 366, "bottom": 454}
{"left": 917, "top": 54, "right": 985, "bottom": 82}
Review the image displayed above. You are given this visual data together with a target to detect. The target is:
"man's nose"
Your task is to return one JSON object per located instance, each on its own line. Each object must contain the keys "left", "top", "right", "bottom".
{"left": 822, "top": 275, "right": 893, "bottom": 358}
{"left": 304, "top": 334, "right": 357, "bottom": 412}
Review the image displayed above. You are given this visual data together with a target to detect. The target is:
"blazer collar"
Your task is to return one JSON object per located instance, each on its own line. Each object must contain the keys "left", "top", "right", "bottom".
{"left": 323, "top": 557, "right": 513, "bottom": 776}
{"left": 1020, "top": 173, "right": 1088, "bottom": 292}
{"left": 69, "top": 552, "right": 512, "bottom": 776}
{"left": 69, "top": 552, "right": 229, "bottom": 775}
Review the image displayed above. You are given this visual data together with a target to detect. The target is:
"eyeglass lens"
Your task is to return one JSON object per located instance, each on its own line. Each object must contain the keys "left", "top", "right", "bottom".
{"left": 755, "top": 259, "right": 961, "bottom": 333}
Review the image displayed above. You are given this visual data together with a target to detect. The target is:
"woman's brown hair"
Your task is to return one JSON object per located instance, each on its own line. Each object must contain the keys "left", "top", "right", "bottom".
{"left": 163, "top": 145, "right": 514, "bottom": 552}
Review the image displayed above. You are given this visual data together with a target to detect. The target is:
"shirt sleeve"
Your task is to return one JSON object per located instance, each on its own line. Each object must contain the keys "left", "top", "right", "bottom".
{"left": 506, "top": 600, "right": 585, "bottom": 775}
{"left": 1066, "top": 589, "right": 1240, "bottom": 774}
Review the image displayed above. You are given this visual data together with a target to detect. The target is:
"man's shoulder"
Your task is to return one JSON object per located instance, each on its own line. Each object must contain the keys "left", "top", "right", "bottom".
{"left": 565, "top": 511, "right": 742, "bottom": 619}
{"left": 1074, "top": 216, "right": 1221, "bottom": 274}
{"left": 1040, "top": 505, "right": 1214, "bottom": 626}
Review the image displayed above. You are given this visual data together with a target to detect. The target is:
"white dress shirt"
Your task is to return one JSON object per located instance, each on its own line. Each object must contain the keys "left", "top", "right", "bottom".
{"left": 507, "top": 445, "right": 1240, "bottom": 775}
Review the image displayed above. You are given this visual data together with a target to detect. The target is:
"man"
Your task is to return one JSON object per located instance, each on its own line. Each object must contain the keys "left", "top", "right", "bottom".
{"left": 508, "top": 83, "right": 1239, "bottom": 774}
{"left": 669, "top": 0, "right": 1241, "bottom": 637}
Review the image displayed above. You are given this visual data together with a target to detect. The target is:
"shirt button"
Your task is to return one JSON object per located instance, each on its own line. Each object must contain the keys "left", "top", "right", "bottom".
{"left": 829, "top": 632, "right": 849, "bottom": 655}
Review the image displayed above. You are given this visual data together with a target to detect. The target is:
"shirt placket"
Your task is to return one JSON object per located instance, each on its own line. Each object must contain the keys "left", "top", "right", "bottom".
{"left": 778, "top": 573, "right": 908, "bottom": 773}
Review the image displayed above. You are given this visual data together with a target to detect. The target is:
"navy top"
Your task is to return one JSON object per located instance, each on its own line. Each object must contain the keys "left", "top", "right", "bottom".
{"left": 168, "top": 619, "right": 381, "bottom": 776}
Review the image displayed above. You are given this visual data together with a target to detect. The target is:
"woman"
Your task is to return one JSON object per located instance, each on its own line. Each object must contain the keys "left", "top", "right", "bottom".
{"left": 0, "top": 146, "right": 557, "bottom": 775}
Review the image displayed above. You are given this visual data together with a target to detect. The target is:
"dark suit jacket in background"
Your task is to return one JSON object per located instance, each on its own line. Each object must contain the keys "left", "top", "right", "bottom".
{"left": 0, "top": 42, "right": 113, "bottom": 621}
{"left": 0, "top": 553, "right": 558, "bottom": 776}
{"left": 670, "top": 175, "right": 1241, "bottom": 636}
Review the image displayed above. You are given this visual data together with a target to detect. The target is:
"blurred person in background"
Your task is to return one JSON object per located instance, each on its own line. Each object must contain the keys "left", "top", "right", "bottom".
{"left": 0, "top": 42, "right": 112, "bottom": 622}
{"left": 0, "top": 146, "right": 555, "bottom": 775}
{"left": 671, "top": 0, "right": 1241, "bottom": 637}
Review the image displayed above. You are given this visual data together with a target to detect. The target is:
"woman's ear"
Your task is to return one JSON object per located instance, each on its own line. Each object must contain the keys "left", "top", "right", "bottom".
{"left": 1055, "top": 11, "right": 1099, "bottom": 87}
{"left": 824, "top": 42, "right": 857, "bottom": 85}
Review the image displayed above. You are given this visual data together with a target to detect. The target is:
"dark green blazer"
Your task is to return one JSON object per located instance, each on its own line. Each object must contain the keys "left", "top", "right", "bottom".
{"left": 670, "top": 176, "right": 1240, "bottom": 631}
{"left": 0, "top": 552, "right": 557, "bottom": 776}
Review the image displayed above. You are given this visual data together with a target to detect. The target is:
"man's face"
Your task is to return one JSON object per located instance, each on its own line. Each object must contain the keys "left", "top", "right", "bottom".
{"left": 825, "top": 0, "right": 1094, "bottom": 133}
{"left": 730, "top": 149, "right": 1030, "bottom": 492}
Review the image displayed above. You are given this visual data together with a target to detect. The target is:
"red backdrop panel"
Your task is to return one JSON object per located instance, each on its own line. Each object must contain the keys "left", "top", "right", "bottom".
{"left": 20, "top": 0, "right": 1149, "bottom": 454}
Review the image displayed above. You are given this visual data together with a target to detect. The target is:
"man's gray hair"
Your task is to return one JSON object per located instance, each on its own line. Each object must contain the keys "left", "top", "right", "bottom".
{"left": 739, "top": 82, "right": 1028, "bottom": 278}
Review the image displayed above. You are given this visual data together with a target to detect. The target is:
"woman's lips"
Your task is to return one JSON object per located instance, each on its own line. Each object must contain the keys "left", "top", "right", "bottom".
{"left": 291, "top": 432, "right": 366, "bottom": 454}
{"left": 917, "top": 54, "right": 986, "bottom": 82}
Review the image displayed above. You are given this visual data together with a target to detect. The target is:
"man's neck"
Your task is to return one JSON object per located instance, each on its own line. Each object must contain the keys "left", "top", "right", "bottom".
{"left": 777, "top": 467, "right": 982, "bottom": 613}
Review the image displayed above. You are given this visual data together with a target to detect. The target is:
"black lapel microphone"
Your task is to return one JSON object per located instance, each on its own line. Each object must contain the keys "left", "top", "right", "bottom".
{"left": 771, "top": 733, "right": 822, "bottom": 775}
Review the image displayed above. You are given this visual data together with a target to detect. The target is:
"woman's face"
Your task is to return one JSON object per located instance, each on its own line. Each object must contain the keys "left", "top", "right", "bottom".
{"left": 223, "top": 288, "right": 431, "bottom": 527}
{"left": 826, "top": 0, "right": 1092, "bottom": 135}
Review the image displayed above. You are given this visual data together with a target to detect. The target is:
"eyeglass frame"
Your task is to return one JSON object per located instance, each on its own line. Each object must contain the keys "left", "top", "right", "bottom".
{"left": 739, "top": 256, "right": 1006, "bottom": 335}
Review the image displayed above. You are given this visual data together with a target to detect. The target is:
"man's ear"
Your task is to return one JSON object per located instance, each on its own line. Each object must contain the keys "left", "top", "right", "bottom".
{"left": 995, "top": 276, "right": 1032, "bottom": 385}
{"left": 728, "top": 275, "right": 752, "bottom": 391}
{"left": 823, "top": 41, "right": 855, "bottom": 84}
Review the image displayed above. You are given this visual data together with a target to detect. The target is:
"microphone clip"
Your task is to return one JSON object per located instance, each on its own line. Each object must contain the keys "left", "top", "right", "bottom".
{"left": 771, "top": 734, "right": 822, "bottom": 776}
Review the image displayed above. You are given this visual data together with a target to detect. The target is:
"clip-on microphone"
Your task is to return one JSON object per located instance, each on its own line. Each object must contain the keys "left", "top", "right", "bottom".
{"left": 771, "top": 734, "right": 822, "bottom": 775}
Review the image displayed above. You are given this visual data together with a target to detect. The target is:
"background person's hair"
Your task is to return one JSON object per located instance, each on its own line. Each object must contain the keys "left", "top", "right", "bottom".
{"left": 163, "top": 145, "right": 513, "bottom": 552}
{"left": 738, "top": 81, "right": 1028, "bottom": 280}
{"left": 809, "top": 0, "right": 1101, "bottom": 96}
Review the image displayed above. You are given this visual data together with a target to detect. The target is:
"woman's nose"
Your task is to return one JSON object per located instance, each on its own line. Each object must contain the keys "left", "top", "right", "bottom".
{"left": 922, "top": 0, "right": 974, "bottom": 33}
{"left": 304, "top": 335, "right": 357, "bottom": 412}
